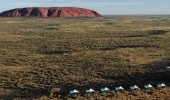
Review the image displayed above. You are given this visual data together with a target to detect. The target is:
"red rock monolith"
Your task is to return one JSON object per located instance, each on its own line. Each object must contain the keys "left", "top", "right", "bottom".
{"left": 0, "top": 7, "right": 101, "bottom": 17}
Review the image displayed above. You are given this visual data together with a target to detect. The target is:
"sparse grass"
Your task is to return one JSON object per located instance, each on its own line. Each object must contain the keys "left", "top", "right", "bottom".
{"left": 0, "top": 16, "right": 170, "bottom": 99}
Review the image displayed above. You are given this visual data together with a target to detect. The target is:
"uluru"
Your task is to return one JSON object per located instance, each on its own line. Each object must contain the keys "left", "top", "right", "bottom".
{"left": 0, "top": 7, "right": 101, "bottom": 17}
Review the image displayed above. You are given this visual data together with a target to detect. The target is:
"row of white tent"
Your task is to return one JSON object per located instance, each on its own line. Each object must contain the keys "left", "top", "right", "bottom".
{"left": 70, "top": 83, "right": 167, "bottom": 94}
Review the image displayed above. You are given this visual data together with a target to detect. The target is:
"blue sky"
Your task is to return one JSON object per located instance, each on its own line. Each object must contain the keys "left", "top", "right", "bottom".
{"left": 0, "top": 0, "right": 170, "bottom": 15}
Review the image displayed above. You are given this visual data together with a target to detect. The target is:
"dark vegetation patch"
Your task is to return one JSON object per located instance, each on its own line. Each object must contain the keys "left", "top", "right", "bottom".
{"left": 0, "top": 87, "right": 49, "bottom": 99}
{"left": 147, "top": 30, "right": 167, "bottom": 35}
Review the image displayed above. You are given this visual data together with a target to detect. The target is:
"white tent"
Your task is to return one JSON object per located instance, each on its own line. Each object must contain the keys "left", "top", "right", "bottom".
{"left": 166, "top": 66, "right": 170, "bottom": 69}
{"left": 100, "top": 87, "right": 110, "bottom": 92}
{"left": 86, "top": 88, "right": 95, "bottom": 93}
{"left": 70, "top": 89, "right": 79, "bottom": 94}
{"left": 144, "top": 84, "right": 153, "bottom": 89}
{"left": 157, "top": 83, "right": 166, "bottom": 88}
{"left": 130, "top": 85, "right": 139, "bottom": 90}
{"left": 115, "top": 86, "right": 124, "bottom": 91}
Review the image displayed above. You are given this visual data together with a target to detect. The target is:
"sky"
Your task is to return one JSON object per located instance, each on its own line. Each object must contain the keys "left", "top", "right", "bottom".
{"left": 0, "top": 0, "right": 170, "bottom": 15}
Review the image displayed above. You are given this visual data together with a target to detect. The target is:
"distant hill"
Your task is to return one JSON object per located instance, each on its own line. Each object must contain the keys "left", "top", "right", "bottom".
{"left": 0, "top": 7, "right": 102, "bottom": 17}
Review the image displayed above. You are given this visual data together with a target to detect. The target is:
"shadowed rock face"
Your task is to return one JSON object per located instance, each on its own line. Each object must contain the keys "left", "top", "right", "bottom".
{"left": 0, "top": 7, "right": 101, "bottom": 17}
